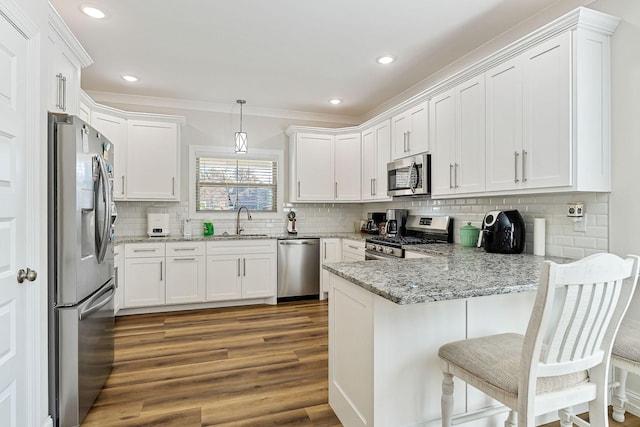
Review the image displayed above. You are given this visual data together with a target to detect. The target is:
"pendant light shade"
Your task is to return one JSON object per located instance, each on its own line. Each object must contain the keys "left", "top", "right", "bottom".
{"left": 235, "top": 99, "right": 248, "bottom": 154}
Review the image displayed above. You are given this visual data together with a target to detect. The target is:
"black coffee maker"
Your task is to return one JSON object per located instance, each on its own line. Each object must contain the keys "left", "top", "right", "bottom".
{"left": 477, "top": 210, "right": 525, "bottom": 254}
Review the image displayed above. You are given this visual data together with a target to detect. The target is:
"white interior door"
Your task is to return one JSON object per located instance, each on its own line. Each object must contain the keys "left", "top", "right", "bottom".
{"left": 0, "top": 10, "right": 31, "bottom": 427}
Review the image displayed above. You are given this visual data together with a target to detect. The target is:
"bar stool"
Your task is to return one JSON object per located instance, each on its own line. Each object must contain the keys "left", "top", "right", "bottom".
{"left": 438, "top": 253, "right": 640, "bottom": 427}
{"left": 611, "top": 318, "right": 640, "bottom": 422}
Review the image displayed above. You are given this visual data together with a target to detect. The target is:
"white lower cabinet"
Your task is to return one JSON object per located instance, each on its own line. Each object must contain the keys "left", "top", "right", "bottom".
{"left": 114, "top": 244, "right": 123, "bottom": 313}
{"left": 123, "top": 243, "right": 166, "bottom": 308}
{"left": 165, "top": 242, "right": 206, "bottom": 304}
{"left": 342, "top": 239, "right": 365, "bottom": 262}
{"left": 206, "top": 240, "right": 277, "bottom": 302}
{"left": 320, "top": 238, "right": 342, "bottom": 299}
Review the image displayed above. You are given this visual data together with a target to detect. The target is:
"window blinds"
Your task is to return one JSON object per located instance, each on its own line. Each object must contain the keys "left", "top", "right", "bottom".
{"left": 195, "top": 157, "right": 278, "bottom": 212}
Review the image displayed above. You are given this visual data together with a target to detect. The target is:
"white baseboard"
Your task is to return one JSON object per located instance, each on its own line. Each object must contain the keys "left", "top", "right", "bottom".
{"left": 625, "top": 389, "right": 640, "bottom": 417}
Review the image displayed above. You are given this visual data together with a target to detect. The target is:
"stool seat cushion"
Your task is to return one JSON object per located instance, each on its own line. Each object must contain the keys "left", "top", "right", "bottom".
{"left": 613, "top": 319, "right": 640, "bottom": 363}
{"left": 438, "top": 333, "right": 589, "bottom": 396}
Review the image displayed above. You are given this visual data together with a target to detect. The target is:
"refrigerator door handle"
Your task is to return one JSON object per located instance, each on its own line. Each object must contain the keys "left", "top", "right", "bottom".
{"left": 95, "top": 154, "right": 111, "bottom": 263}
{"left": 79, "top": 280, "right": 115, "bottom": 320}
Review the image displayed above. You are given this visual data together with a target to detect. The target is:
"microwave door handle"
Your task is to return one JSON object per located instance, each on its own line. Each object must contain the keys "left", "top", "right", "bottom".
{"left": 409, "top": 161, "right": 417, "bottom": 193}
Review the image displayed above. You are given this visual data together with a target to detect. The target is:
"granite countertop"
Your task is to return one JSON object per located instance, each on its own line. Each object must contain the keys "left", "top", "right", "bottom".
{"left": 115, "top": 232, "right": 367, "bottom": 244}
{"left": 323, "top": 245, "right": 570, "bottom": 305}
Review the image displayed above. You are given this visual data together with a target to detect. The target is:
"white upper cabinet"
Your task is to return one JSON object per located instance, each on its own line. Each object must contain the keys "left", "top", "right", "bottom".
{"left": 289, "top": 131, "right": 361, "bottom": 202}
{"left": 334, "top": 133, "right": 361, "bottom": 201}
{"left": 91, "top": 110, "right": 128, "bottom": 199}
{"left": 126, "top": 120, "right": 180, "bottom": 200}
{"left": 47, "top": 4, "right": 92, "bottom": 116}
{"left": 361, "top": 120, "right": 392, "bottom": 201}
{"left": 391, "top": 101, "right": 429, "bottom": 160}
{"left": 431, "top": 75, "right": 486, "bottom": 197}
{"left": 292, "top": 132, "right": 335, "bottom": 201}
{"left": 83, "top": 93, "right": 185, "bottom": 202}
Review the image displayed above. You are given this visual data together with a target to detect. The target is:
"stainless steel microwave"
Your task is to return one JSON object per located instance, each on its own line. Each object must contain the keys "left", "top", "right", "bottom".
{"left": 387, "top": 153, "right": 431, "bottom": 197}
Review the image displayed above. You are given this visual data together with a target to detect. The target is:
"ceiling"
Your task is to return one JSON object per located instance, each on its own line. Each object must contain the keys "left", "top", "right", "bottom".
{"left": 51, "top": 0, "right": 581, "bottom": 122}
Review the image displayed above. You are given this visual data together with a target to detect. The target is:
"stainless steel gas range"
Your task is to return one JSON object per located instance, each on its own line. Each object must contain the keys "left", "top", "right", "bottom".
{"left": 365, "top": 215, "right": 452, "bottom": 260}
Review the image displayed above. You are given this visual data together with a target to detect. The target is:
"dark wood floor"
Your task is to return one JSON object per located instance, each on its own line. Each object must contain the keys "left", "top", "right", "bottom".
{"left": 83, "top": 300, "right": 640, "bottom": 426}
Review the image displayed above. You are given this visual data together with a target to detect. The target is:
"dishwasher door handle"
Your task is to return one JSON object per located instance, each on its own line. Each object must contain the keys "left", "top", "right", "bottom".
{"left": 279, "top": 241, "right": 316, "bottom": 245}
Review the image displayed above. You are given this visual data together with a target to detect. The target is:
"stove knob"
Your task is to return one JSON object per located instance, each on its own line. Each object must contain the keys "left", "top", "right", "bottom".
{"left": 376, "top": 245, "right": 383, "bottom": 252}
{"left": 384, "top": 247, "right": 394, "bottom": 255}
{"left": 366, "top": 243, "right": 374, "bottom": 250}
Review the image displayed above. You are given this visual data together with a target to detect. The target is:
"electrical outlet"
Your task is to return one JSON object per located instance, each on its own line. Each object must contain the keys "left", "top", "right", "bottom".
{"left": 573, "top": 214, "right": 587, "bottom": 232}
{"left": 567, "top": 203, "right": 584, "bottom": 217}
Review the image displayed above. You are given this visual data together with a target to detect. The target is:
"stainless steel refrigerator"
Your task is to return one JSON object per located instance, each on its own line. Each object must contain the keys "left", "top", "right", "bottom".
{"left": 48, "top": 113, "right": 118, "bottom": 427}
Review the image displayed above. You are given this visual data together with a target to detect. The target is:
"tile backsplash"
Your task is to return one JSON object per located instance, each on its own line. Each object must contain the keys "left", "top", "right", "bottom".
{"left": 365, "top": 192, "right": 609, "bottom": 259}
{"left": 114, "top": 202, "right": 364, "bottom": 238}
{"left": 115, "top": 192, "right": 608, "bottom": 260}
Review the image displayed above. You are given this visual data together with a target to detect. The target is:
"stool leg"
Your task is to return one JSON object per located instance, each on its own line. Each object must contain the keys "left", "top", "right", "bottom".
{"left": 559, "top": 406, "right": 573, "bottom": 427}
{"left": 504, "top": 410, "right": 517, "bottom": 427}
{"left": 612, "top": 368, "right": 629, "bottom": 423}
{"left": 442, "top": 372, "right": 454, "bottom": 427}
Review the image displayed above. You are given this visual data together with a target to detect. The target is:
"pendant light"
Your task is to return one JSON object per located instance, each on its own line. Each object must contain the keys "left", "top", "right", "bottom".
{"left": 235, "top": 99, "right": 248, "bottom": 154}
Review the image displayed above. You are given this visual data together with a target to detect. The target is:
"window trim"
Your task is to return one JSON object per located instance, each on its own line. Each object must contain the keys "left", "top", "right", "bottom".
{"left": 189, "top": 145, "right": 284, "bottom": 219}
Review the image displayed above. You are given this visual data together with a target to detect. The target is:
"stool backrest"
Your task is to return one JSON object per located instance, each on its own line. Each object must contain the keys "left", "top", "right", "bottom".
{"left": 522, "top": 253, "right": 639, "bottom": 383}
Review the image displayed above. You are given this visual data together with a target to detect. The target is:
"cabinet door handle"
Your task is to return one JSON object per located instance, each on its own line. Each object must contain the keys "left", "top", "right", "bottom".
{"left": 61, "top": 76, "right": 67, "bottom": 111}
{"left": 449, "top": 164, "right": 454, "bottom": 189}
{"left": 406, "top": 130, "right": 411, "bottom": 152}
{"left": 335, "top": 182, "right": 338, "bottom": 198}
{"left": 172, "top": 177, "right": 175, "bottom": 195}
{"left": 348, "top": 245, "right": 359, "bottom": 250}
{"left": 455, "top": 163, "right": 460, "bottom": 188}
{"left": 121, "top": 176, "right": 125, "bottom": 195}
{"left": 56, "top": 73, "right": 63, "bottom": 109}
{"left": 134, "top": 249, "right": 157, "bottom": 252}
{"left": 237, "top": 258, "right": 241, "bottom": 277}
{"left": 160, "top": 261, "right": 163, "bottom": 281}
{"left": 403, "top": 131, "right": 408, "bottom": 152}
{"left": 522, "top": 150, "right": 527, "bottom": 182}
{"left": 243, "top": 258, "right": 246, "bottom": 277}
{"left": 370, "top": 178, "right": 374, "bottom": 196}
{"left": 297, "top": 181, "right": 301, "bottom": 198}
{"left": 174, "top": 247, "right": 197, "bottom": 251}
{"left": 373, "top": 178, "right": 376, "bottom": 195}
{"left": 514, "top": 151, "right": 520, "bottom": 183}
{"left": 174, "top": 257, "right": 195, "bottom": 261}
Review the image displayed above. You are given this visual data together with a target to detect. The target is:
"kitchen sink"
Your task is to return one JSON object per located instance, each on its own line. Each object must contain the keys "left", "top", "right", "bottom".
{"left": 218, "top": 232, "right": 269, "bottom": 238}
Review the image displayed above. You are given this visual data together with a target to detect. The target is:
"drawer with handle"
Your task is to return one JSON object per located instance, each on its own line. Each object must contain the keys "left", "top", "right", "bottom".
{"left": 166, "top": 241, "right": 205, "bottom": 256}
{"left": 124, "top": 242, "right": 165, "bottom": 258}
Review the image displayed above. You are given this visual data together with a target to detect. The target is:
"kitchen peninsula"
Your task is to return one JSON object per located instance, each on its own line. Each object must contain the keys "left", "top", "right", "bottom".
{"left": 324, "top": 247, "right": 568, "bottom": 427}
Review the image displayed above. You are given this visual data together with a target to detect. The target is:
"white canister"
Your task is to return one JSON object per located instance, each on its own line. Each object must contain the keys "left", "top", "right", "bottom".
{"left": 183, "top": 218, "right": 192, "bottom": 238}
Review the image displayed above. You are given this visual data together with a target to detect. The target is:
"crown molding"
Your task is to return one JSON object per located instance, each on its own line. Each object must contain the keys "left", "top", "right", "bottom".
{"left": 85, "top": 90, "right": 360, "bottom": 125}
{"left": 48, "top": 2, "right": 93, "bottom": 67}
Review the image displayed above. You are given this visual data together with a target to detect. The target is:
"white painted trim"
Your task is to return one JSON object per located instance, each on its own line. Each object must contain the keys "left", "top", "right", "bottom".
{"left": 42, "top": 416, "right": 53, "bottom": 427}
{"left": 86, "top": 90, "right": 359, "bottom": 125}
{"left": 0, "top": 1, "right": 47, "bottom": 426}
{"left": 625, "top": 389, "right": 640, "bottom": 418}
{"left": 47, "top": 1, "right": 92, "bottom": 67}
{"left": 80, "top": 90, "right": 186, "bottom": 125}
{"left": 188, "top": 145, "right": 285, "bottom": 220}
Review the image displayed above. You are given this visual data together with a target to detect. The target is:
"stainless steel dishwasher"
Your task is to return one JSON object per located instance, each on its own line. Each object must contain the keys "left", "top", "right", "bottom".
{"left": 277, "top": 239, "right": 320, "bottom": 299}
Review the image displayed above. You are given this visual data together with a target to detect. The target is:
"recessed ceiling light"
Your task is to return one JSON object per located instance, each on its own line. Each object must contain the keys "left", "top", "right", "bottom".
{"left": 81, "top": 5, "right": 106, "bottom": 19}
{"left": 121, "top": 75, "right": 138, "bottom": 82}
{"left": 329, "top": 98, "right": 342, "bottom": 105}
{"left": 376, "top": 56, "right": 396, "bottom": 65}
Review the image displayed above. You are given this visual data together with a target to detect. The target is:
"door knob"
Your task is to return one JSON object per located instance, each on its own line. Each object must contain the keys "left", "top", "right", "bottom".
{"left": 17, "top": 268, "right": 37, "bottom": 284}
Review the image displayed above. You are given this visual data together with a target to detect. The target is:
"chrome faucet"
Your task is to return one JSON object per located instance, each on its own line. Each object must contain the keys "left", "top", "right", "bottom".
{"left": 236, "top": 206, "right": 252, "bottom": 235}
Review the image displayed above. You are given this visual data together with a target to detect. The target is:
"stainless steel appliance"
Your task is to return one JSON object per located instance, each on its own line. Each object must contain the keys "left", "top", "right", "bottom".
{"left": 385, "top": 209, "right": 408, "bottom": 237}
{"left": 277, "top": 239, "right": 320, "bottom": 299}
{"left": 365, "top": 215, "right": 452, "bottom": 260}
{"left": 477, "top": 210, "right": 525, "bottom": 254}
{"left": 387, "top": 153, "right": 431, "bottom": 197}
{"left": 48, "top": 114, "right": 117, "bottom": 427}
{"left": 360, "top": 212, "right": 386, "bottom": 234}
